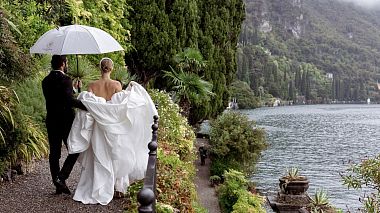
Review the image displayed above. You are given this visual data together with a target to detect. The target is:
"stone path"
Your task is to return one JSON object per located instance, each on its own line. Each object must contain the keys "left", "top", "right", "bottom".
{"left": 0, "top": 138, "right": 222, "bottom": 213}
{"left": 0, "top": 148, "right": 126, "bottom": 213}
{"left": 194, "top": 138, "right": 221, "bottom": 213}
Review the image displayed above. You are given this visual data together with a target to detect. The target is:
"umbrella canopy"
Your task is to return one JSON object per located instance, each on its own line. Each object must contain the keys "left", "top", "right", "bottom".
{"left": 30, "top": 24, "right": 124, "bottom": 55}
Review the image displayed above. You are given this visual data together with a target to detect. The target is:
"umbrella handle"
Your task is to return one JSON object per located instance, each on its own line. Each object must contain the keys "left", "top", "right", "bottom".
{"left": 77, "top": 78, "right": 82, "bottom": 93}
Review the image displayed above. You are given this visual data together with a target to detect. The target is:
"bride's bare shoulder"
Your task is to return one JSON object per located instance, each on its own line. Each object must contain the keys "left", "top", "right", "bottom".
{"left": 111, "top": 80, "right": 122, "bottom": 90}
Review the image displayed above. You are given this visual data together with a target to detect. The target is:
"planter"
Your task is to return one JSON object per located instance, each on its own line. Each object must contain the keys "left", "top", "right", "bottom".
{"left": 279, "top": 177, "right": 309, "bottom": 195}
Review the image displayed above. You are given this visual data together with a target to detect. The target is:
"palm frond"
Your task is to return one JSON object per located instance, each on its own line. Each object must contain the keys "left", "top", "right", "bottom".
{"left": 4, "top": 18, "right": 22, "bottom": 36}
{"left": 0, "top": 127, "right": 5, "bottom": 145}
{"left": 111, "top": 65, "right": 137, "bottom": 86}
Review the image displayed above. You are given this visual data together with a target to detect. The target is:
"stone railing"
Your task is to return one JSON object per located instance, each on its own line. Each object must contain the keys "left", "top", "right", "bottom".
{"left": 137, "top": 115, "right": 159, "bottom": 213}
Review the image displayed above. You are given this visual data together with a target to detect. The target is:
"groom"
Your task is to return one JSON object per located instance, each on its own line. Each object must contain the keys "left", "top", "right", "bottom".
{"left": 42, "top": 55, "right": 87, "bottom": 194}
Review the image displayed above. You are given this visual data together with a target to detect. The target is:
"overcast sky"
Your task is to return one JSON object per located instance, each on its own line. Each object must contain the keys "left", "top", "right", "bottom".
{"left": 339, "top": 0, "right": 380, "bottom": 8}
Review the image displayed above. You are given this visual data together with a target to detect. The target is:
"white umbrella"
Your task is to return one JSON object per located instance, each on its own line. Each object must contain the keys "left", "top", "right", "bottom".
{"left": 30, "top": 24, "right": 124, "bottom": 92}
{"left": 30, "top": 24, "right": 124, "bottom": 55}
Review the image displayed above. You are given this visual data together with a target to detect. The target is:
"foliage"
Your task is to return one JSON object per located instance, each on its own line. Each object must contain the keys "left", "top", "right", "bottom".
{"left": 174, "top": 48, "right": 206, "bottom": 74}
{"left": 164, "top": 66, "right": 213, "bottom": 121}
{"left": 210, "top": 157, "right": 243, "bottom": 179}
{"left": 0, "top": 85, "right": 48, "bottom": 175}
{"left": 1, "top": 1, "right": 53, "bottom": 52}
{"left": 210, "top": 175, "right": 222, "bottom": 186}
{"left": 65, "top": 0, "right": 131, "bottom": 65}
{"left": 284, "top": 167, "right": 301, "bottom": 180}
{"left": 237, "top": 44, "right": 332, "bottom": 103}
{"left": 111, "top": 65, "right": 136, "bottom": 88}
{"left": 307, "top": 189, "right": 343, "bottom": 213}
{"left": 125, "top": 0, "right": 182, "bottom": 84}
{"left": 164, "top": 67, "right": 213, "bottom": 106}
{"left": 341, "top": 155, "right": 380, "bottom": 212}
{"left": 0, "top": 86, "right": 17, "bottom": 146}
{"left": 126, "top": 90, "right": 202, "bottom": 212}
{"left": 124, "top": 180, "right": 143, "bottom": 212}
{"left": 239, "top": 0, "right": 380, "bottom": 102}
{"left": 2, "top": 0, "right": 129, "bottom": 83}
{"left": 229, "top": 80, "right": 260, "bottom": 109}
{"left": 193, "top": 0, "right": 245, "bottom": 123}
{"left": 156, "top": 202, "right": 176, "bottom": 213}
{"left": 217, "top": 170, "right": 265, "bottom": 213}
{"left": 14, "top": 72, "right": 47, "bottom": 127}
{"left": 164, "top": 48, "right": 213, "bottom": 123}
{"left": 126, "top": 0, "right": 245, "bottom": 123}
{"left": 311, "top": 189, "right": 330, "bottom": 208}
{"left": 0, "top": 9, "right": 33, "bottom": 84}
{"left": 232, "top": 189, "right": 266, "bottom": 213}
{"left": 209, "top": 111, "right": 267, "bottom": 177}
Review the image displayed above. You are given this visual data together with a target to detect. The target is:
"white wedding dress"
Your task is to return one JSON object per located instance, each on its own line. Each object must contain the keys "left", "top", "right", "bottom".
{"left": 67, "top": 81, "right": 157, "bottom": 205}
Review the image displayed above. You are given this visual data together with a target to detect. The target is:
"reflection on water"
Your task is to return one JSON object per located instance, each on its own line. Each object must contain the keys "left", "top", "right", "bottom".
{"left": 241, "top": 104, "right": 380, "bottom": 211}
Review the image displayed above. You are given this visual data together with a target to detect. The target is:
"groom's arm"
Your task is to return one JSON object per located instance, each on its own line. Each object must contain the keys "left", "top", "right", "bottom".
{"left": 63, "top": 77, "right": 87, "bottom": 111}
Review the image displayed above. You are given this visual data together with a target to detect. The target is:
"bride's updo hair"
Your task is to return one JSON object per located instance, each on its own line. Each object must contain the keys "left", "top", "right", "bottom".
{"left": 100, "top": 57, "right": 113, "bottom": 73}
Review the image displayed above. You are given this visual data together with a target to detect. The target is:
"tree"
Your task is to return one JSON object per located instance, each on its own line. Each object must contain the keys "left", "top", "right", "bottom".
{"left": 194, "top": 0, "right": 245, "bottom": 123}
{"left": 164, "top": 66, "right": 213, "bottom": 119}
{"left": 174, "top": 48, "right": 206, "bottom": 75}
{"left": 0, "top": 10, "right": 32, "bottom": 83}
{"left": 230, "top": 80, "right": 260, "bottom": 109}
{"left": 125, "top": 0, "right": 245, "bottom": 123}
{"left": 125, "top": 0, "right": 198, "bottom": 85}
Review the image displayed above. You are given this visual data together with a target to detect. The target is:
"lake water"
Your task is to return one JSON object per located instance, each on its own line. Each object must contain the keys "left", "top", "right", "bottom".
{"left": 241, "top": 104, "right": 380, "bottom": 211}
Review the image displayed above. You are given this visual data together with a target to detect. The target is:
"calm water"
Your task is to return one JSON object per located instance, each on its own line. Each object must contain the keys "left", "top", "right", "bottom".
{"left": 241, "top": 104, "right": 380, "bottom": 211}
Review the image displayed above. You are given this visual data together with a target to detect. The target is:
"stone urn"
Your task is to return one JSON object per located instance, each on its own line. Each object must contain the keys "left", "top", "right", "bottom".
{"left": 279, "top": 176, "right": 309, "bottom": 195}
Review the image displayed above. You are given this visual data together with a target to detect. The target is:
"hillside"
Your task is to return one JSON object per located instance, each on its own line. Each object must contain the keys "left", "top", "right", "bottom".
{"left": 238, "top": 0, "right": 380, "bottom": 102}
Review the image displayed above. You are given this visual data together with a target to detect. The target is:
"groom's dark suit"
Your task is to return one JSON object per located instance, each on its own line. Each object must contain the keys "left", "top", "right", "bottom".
{"left": 42, "top": 70, "right": 87, "bottom": 189}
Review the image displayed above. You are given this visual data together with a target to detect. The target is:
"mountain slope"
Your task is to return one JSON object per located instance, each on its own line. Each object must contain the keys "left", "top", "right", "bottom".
{"left": 238, "top": 0, "right": 380, "bottom": 102}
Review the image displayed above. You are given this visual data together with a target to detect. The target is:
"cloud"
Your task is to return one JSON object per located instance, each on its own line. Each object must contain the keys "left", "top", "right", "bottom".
{"left": 338, "top": 0, "right": 380, "bottom": 8}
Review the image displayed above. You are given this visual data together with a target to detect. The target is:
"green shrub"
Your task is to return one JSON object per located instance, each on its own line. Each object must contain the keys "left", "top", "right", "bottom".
{"left": 210, "top": 175, "right": 221, "bottom": 186}
{"left": 210, "top": 157, "right": 242, "bottom": 178}
{"left": 218, "top": 170, "right": 265, "bottom": 213}
{"left": 0, "top": 86, "right": 19, "bottom": 161}
{"left": 342, "top": 155, "right": 380, "bottom": 212}
{"left": 14, "top": 72, "right": 47, "bottom": 127}
{"left": 0, "top": 10, "right": 33, "bottom": 83}
{"left": 0, "top": 85, "right": 48, "bottom": 175}
{"left": 156, "top": 202, "right": 176, "bottom": 213}
{"left": 1, "top": 1, "right": 52, "bottom": 52}
{"left": 111, "top": 65, "right": 136, "bottom": 88}
{"left": 209, "top": 111, "right": 267, "bottom": 177}
{"left": 229, "top": 80, "right": 260, "bottom": 109}
{"left": 232, "top": 189, "right": 265, "bottom": 213}
{"left": 67, "top": 56, "right": 99, "bottom": 81}
{"left": 149, "top": 90, "right": 195, "bottom": 163}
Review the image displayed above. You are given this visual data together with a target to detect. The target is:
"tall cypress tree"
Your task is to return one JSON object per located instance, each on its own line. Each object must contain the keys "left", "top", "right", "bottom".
{"left": 126, "top": 0, "right": 245, "bottom": 123}
{"left": 190, "top": 0, "right": 245, "bottom": 123}
{"left": 125, "top": 1, "right": 171, "bottom": 84}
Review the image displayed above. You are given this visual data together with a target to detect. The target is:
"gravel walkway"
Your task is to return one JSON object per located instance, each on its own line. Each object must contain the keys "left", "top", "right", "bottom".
{"left": 0, "top": 148, "right": 126, "bottom": 213}
{"left": 0, "top": 139, "right": 221, "bottom": 213}
{"left": 195, "top": 138, "right": 221, "bottom": 213}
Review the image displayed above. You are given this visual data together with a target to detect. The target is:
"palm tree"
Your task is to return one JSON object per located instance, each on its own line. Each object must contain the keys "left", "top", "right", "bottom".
{"left": 174, "top": 47, "right": 206, "bottom": 74}
{"left": 164, "top": 66, "right": 213, "bottom": 119}
{"left": 165, "top": 48, "right": 214, "bottom": 121}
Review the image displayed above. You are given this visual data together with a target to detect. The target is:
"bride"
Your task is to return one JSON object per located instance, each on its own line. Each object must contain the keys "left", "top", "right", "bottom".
{"left": 67, "top": 58, "right": 157, "bottom": 205}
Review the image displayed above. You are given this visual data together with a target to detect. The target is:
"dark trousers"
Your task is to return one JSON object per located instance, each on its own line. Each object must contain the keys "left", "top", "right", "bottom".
{"left": 46, "top": 120, "right": 79, "bottom": 183}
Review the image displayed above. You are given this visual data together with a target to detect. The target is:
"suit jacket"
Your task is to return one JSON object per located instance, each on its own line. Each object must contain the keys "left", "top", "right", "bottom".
{"left": 42, "top": 70, "right": 87, "bottom": 131}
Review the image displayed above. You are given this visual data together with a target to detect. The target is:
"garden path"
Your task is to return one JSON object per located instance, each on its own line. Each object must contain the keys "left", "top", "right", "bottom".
{"left": 0, "top": 139, "right": 221, "bottom": 213}
{"left": 0, "top": 148, "right": 126, "bottom": 213}
{"left": 195, "top": 138, "right": 221, "bottom": 213}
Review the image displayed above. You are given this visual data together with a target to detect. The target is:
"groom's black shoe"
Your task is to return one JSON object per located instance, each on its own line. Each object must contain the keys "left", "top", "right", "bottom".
{"left": 54, "top": 178, "right": 71, "bottom": 195}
